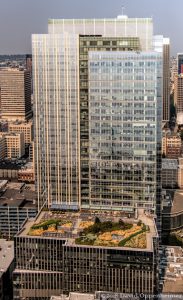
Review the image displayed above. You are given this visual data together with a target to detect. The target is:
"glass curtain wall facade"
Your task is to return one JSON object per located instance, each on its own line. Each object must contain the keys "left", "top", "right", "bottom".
{"left": 33, "top": 17, "right": 162, "bottom": 214}
{"left": 32, "top": 33, "right": 80, "bottom": 210}
{"left": 48, "top": 18, "right": 153, "bottom": 51}
{"left": 79, "top": 36, "right": 141, "bottom": 208}
{"left": 88, "top": 52, "right": 162, "bottom": 212}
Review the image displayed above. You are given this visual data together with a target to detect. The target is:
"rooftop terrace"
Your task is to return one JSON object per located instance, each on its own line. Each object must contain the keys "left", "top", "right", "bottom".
{"left": 18, "top": 209, "right": 157, "bottom": 251}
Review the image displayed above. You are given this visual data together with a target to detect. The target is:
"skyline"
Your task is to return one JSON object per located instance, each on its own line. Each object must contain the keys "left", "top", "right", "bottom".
{"left": 0, "top": 0, "right": 182, "bottom": 55}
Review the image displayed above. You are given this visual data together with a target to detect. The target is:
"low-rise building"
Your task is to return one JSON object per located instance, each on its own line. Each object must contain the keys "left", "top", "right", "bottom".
{"left": 162, "top": 133, "right": 182, "bottom": 159}
{"left": 18, "top": 162, "right": 35, "bottom": 182}
{"left": 5, "top": 132, "right": 25, "bottom": 158}
{"left": 0, "top": 132, "right": 25, "bottom": 159}
{"left": 0, "top": 159, "right": 28, "bottom": 180}
{"left": 160, "top": 246, "right": 183, "bottom": 295}
{"left": 0, "top": 182, "right": 37, "bottom": 239}
{"left": 13, "top": 210, "right": 158, "bottom": 299}
{"left": 9, "top": 121, "right": 33, "bottom": 147}
{"left": 0, "top": 239, "right": 14, "bottom": 300}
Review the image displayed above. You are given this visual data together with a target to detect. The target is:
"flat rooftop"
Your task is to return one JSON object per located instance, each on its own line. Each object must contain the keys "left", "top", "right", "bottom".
{"left": 160, "top": 246, "right": 183, "bottom": 294}
{"left": 0, "top": 160, "right": 26, "bottom": 170}
{"left": 0, "top": 239, "right": 14, "bottom": 274}
{"left": 162, "top": 189, "right": 183, "bottom": 215}
{"left": 18, "top": 209, "right": 157, "bottom": 252}
{"left": 0, "top": 182, "right": 36, "bottom": 208}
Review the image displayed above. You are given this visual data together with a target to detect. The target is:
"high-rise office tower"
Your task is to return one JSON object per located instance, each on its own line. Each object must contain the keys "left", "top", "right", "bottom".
{"left": 33, "top": 34, "right": 81, "bottom": 211}
{"left": 163, "top": 38, "right": 170, "bottom": 122}
{"left": 88, "top": 51, "right": 162, "bottom": 212}
{"left": 79, "top": 36, "right": 141, "bottom": 210}
{"left": 176, "top": 54, "right": 183, "bottom": 117}
{"left": 174, "top": 74, "right": 183, "bottom": 114}
{"left": 0, "top": 68, "right": 32, "bottom": 121}
{"left": 153, "top": 36, "right": 170, "bottom": 122}
{"left": 177, "top": 53, "right": 183, "bottom": 75}
{"left": 33, "top": 16, "right": 163, "bottom": 215}
{"left": 25, "top": 54, "right": 32, "bottom": 73}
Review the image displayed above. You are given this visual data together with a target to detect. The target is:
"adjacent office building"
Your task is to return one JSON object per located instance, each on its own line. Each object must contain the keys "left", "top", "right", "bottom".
{"left": 0, "top": 68, "right": 32, "bottom": 121}
{"left": 162, "top": 159, "right": 178, "bottom": 188}
{"left": 163, "top": 38, "right": 170, "bottom": 122}
{"left": 0, "top": 132, "right": 25, "bottom": 159}
{"left": 0, "top": 181, "right": 37, "bottom": 239}
{"left": 177, "top": 53, "right": 183, "bottom": 75}
{"left": 174, "top": 74, "right": 183, "bottom": 114}
{"left": 9, "top": 121, "right": 33, "bottom": 147}
{"left": 0, "top": 197, "right": 36, "bottom": 239}
{"left": 162, "top": 132, "right": 182, "bottom": 159}
{"left": 33, "top": 16, "right": 163, "bottom": 214}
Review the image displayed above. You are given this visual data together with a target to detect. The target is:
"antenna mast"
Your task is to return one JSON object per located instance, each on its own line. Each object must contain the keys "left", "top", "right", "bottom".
{"left": 122, "top": 5, "right": 125, "bottom": 16}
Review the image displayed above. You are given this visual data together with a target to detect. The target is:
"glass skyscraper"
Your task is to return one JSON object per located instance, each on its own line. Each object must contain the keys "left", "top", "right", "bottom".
{"left": 88, "top": 51, "right": 162, "bottom": 212}
{"left": 32, "top": 33, "right": 80, "bottom": 210}
{"left": 32, "top": 16, "right": 163, "bottom": 214}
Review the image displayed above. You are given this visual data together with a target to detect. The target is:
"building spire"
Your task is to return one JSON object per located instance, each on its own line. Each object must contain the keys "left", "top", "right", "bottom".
{"left": 122, "top": 5, "right": 125, "bottom": 16}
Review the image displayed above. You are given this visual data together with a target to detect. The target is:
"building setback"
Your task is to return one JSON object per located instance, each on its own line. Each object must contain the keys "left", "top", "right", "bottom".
{"left": 48, "top": 17, "right": 153, "bottom": 51}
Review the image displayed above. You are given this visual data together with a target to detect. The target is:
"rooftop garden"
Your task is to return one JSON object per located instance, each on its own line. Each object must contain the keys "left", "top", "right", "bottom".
{"left": 75, "top": 218, "right": 148, "bottom": 248}
{"left": 28, "top": 219, "right": 72, "bottom": 236}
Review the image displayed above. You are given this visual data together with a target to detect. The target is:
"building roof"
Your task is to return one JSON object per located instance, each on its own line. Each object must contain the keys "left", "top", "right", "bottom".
{"left": 0, "top": 239, "right": 14, "bottom": 275}
{"left": 171, "top": 191, "right": 183, "bottom": 214}
{"left": 9, "top": 120, "right": 33, "bottom": 127}
{"left": 162, "top": 189, "right": 183, "bottom": 215}
{"left": 18, "top": 209, "right": 157, "bottom": 252}
{"left": 0, "top": 183, "right": 36, "bottom": 208}
{"left": 161, "top": 246, "right": 183, "bottom": 294}
{"left": 0, "top": 160, "right": 26, "bottom": 170}
{"left": 0, "top": 195, "right": 25, "bottom": 207}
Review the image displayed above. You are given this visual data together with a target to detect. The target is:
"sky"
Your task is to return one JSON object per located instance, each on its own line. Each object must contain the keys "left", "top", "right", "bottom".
{"left": 0, "top": 0, "right": 182, "bottom": 55}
